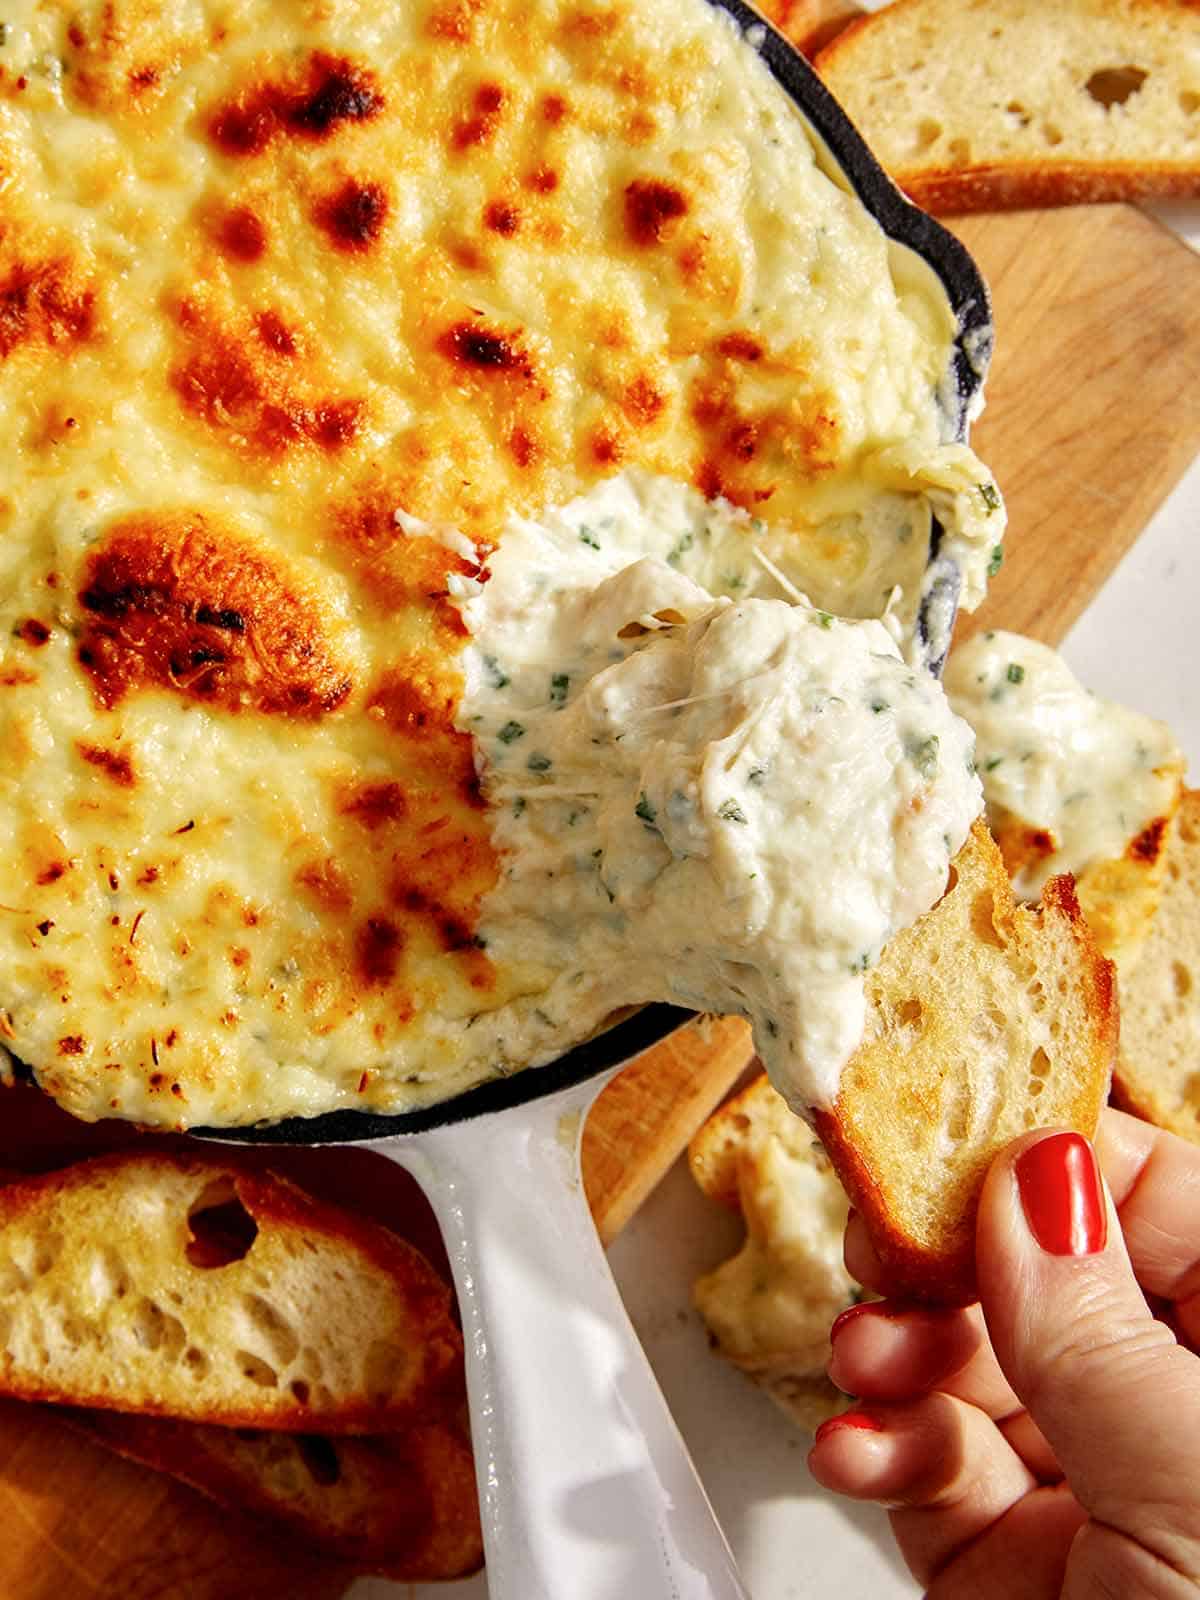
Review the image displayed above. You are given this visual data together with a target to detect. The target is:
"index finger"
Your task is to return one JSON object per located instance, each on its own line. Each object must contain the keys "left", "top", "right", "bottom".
{"left": 1094, "top": 1106, "right": 1200, "bottom": 1302}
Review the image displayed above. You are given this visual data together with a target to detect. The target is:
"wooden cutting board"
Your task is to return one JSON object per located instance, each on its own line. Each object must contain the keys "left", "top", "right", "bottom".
{"left": 2, "top": 203, "right": 1199, "bottom": 1600}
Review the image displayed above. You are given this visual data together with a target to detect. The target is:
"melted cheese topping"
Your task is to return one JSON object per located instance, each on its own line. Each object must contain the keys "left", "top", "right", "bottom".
{"left": 459, "top": 475, "right": 982, "bottom": 1110}
{"left": 0, "top": 0, "right": 998, "bottom": 1126}
{"left": 945, "top": 631, "right": 1182, "bottom": 898}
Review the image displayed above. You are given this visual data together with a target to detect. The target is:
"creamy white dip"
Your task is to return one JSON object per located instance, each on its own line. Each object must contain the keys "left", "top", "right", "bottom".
{"left": 456, "top": 474, "right": 982, "bottom": 1111}
{"left": 945, "top": 630, "right": 1181, "bottom": 897}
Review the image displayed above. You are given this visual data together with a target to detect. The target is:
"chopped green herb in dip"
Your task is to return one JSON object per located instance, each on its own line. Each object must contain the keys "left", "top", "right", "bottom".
{"left": 946, "top": 629, "right": 1181, "bottom": 898}
{"left": 457, "top": 474, "right": 983, "bottom": 1113}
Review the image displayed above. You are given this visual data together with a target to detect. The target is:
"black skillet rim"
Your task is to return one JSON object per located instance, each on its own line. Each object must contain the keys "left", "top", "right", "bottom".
{"left": 202, "top": 0, "right": 993, "bottom": 1146}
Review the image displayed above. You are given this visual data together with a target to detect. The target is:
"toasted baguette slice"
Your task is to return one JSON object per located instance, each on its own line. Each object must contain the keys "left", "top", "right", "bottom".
{"left": 814, "top": 820, "right": 1116, "bottom": 1304}
{"left": 688, "top": 1067, "right": 787, "bottom": 1213}
{"left": 1112, "top": 791, "right": 1200, "bottom": 1141}
{"left": 815, "top": 0, "right": 1200, "bottom": 213}
{"left": 62, "top": 1408, "right": 483, "bottom": 1580}
{"left": 0, "top": 1153, "right": 462, "bottom": 1431}
{"left": 757, "top": 0, "right": 865, "bottom": 57}
{"left": 690, "top": 1073, "right": 857, "bottom": 1429}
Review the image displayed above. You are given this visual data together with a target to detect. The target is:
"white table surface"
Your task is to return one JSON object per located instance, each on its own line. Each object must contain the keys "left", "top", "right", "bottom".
{"left": 351, "top": 198, "right": 1200, "bottom": 1600}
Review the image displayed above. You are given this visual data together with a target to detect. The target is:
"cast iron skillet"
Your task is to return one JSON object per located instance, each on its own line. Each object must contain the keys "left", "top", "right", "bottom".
{"left": 98, "top": 13, "right": 996, "bottom": 1598}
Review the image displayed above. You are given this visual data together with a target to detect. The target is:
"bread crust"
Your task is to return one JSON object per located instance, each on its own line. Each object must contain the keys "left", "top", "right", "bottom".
{"left": 898, "top": 162, "right": 1200, "bottom": 215}
{"left": 1111, "top": 791, "right": 1200, "bottom": 1140}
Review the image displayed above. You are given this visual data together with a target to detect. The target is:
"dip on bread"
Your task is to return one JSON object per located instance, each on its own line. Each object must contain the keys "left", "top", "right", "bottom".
{"left": 456, "top": 473, "right": 982, "bottom": 1113}
{"left": 946, "top": 630, "right": 1183, "bottom": 966}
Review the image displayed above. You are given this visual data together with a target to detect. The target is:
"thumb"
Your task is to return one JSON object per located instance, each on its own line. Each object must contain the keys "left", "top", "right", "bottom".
{"left": 977, "top": 1128, "right": 1200, "bottom": 1591}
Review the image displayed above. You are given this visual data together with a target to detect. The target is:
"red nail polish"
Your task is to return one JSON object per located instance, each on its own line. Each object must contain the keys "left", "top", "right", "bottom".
{"left": 1015, "top": 1132, "right": 1107, "bottom": 1256}
{"left": 829, "top": 1302, "right": 875, "bottom": 1343}
{"left": 813, "top": 1411, "right": 883, "bottom": 1445}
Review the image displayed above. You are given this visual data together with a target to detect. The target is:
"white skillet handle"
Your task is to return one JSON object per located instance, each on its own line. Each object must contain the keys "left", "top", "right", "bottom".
{"left": 373, "top": 1083, "right": 748, "bottom": 1600}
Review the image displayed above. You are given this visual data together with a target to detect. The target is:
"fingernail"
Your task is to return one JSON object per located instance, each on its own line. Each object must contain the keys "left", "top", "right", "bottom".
{"left": 829, "top": 1302, "right": 876, "bottom": 1343}
{"left": 813, "top": 1410, "right": 883, "bottom": 1445}
{"left": 1015, "top": 1132, "right": 1107, "bottom": 1256}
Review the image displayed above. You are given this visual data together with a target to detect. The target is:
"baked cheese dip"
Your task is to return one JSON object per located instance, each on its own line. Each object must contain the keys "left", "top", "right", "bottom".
{"left": 0, "top": 0, "right": 998, "bottom": 1127}
{"left": 946, "top": 630, "right": 1183, "bottom": 965}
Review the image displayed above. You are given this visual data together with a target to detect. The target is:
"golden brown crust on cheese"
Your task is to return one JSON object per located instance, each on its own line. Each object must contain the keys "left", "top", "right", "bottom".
{"left": 77, "top": 511, "right": 355, "bottom": 718}
{"left": 206, "top": 52, "right": 386, "bottom": 160}
{"left": 814, "top": 824, "right": 1116, "bottom": 1304}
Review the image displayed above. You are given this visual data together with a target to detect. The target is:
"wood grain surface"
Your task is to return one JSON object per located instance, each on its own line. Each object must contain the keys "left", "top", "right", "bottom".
{"left": 2, "top": 202, "right": 1199, "bottom": 1599}
{"left": 955, "top": 205, "right": 1200, "bottom": 646}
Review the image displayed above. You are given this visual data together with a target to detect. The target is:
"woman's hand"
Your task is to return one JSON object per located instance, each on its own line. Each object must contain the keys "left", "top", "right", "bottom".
{"left": 806, "top": 1108, "right": 1200, "bottom": 1597}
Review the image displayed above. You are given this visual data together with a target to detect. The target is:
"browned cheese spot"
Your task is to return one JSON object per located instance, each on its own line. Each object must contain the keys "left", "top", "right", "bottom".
{"left": 57, "top": 1035, "right": 85, "bottom": 1056}
{"left": 623, "top": 178, "right": 688, "bottom": 247}
{"left": 366, "top": 660, "right": 467, "bottom": 740}
{"left": 255, "top": 309, "right": 298, "bottom": 356}
{"left": 437, "top": 319, "right": 537, "bottom": 384}
{"left": 76, "top": 742, "right": 136, "bottom": 787}
{"left": 354, "top": 663, "right": 497, "bottom": 989}
{"left": 76, "top": 509, "right": 354, "bottom": 718}
{"left": 1129, "top": 816, "right": 1169, "bottom": 864}
{"left": 625, "top": 109, "right": 657, "bottom": 146}
{"left": 428, "top": 0, "right": 485, "bottom": 43}
{"left": 128, "top": 64, "right": 161, "bottom": 94}
{"left": 525, "top": 165, "right": 559, "bottom": 193}
{"left": 483, "top": 200, "right": 520, "bottom": 236}
{"left": 0, "top": 256, "right": 96, "bottom": 363}
{"left": 294, "top": 857, "right": 353, "bottom": 913}
{"left": 17, "top": 619, "right": 50, "bottom": 646}
{"left": 341, "top": 781, "right": 409, "bottom": 830}
{"left": 332, "top": 486, "right": 488, "bottom": 637}
{"left": 209, "top": 53, "right": 384, "bottom": 159}
{"left": 453, "top": 81, "right": 506, "bottom": 150}
{"left": 508, "top": 426, "right": 539, "bottom": 467}
{"left": 562, "top": 6, "right": 624, "bottom": 38}
{"left": 591, "top": 428, "right": 624, "bottom": 466}
{"left": 356, "top": 915, "right": 405, "bottom": 985}
{"left": 171, "top": 296, "right": 362, "bottom": 457}
{"left": 689, "top": 363, "right": 838, "bottom": 508}
{"left": 541, "top": 93, "right": 569, "bottom": 124}
{"left": 217, "top": 205, "right": 268, "bottom": 263}
{"left": 715, "top": 331, "right": 763, "bottom": 363}
{"left": 623, "top": 374, "right": 666, "bottom": 428}
{"left": 313, "top": 178, "right": 390, "bottom": 252}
